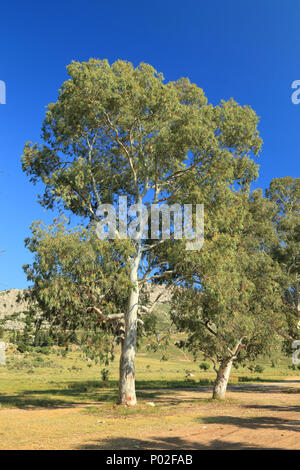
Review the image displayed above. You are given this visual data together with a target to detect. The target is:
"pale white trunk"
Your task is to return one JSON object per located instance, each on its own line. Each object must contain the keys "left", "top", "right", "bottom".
{"left": 118, "top": 253, "right": 140, "bottom": 406}
{"left": 118, "top": 195, "right": 148, "bottom": 406}
{"left": 212, "top": 359, "right": 233, "bottom": 400}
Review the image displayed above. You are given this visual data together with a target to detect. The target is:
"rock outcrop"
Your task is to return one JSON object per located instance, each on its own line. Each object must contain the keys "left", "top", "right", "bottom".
{"left": 0, "top": 289, "right": 28, "bottom": 330}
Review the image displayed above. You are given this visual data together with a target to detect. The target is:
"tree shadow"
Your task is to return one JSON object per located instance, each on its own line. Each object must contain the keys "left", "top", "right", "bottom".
{"left": 227, "top": 382, "right": 300, "bottom": 395}
{"left": 0, "top": 380, "right": 119, "bottom": 409}
{"left": 0, "top": 377, "right": 214, "bottom": 410}
{"left": 196, "top": 415, "right": 300, "bottom": 433}
{"left": 0, "top": 380, "right": 193, "bottom": 410}
{"left": 0, "top": 394, "right": 77, "bottom": 409}
{"left": 75, "top": 435, "right": 280, "bottom": 450}
{"left": 1, "top": 377, "right": 299, "bottom": 410}
{"left": 245, "top": 403, "right": 300, "bottom": 413}
{"left": 135, "top": 379, "right": 214, "bottom": 389}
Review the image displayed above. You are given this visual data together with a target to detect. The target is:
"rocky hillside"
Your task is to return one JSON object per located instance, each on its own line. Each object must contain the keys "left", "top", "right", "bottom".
{"left": 144, "top": 284, "right": 172, "bottom": 304}
{"left": 0, "top": 289, "right": 28, "bottom": 330}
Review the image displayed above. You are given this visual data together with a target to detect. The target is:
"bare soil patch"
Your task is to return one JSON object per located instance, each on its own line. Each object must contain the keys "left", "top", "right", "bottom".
{"left": 0, "top": 378, "right": 299, "bottom": 450}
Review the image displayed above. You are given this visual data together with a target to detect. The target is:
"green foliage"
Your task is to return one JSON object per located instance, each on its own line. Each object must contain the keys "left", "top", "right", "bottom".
{"left": 199, "top": 362, "right": 210, "bottom": 371}
{"left": 16, "top": 342, "right": 29, "bottom": 354}
{"left": 170, "top": 189, "right": 284, "bottom": 381}
{"left": 22, "top": 218, "right": 132, "bottom": 366}
{"left": 101, "top": 368, "right": 110, "bottom": 382}
{"left": 21, "top": 59, "right": 263, "bottom": 303}
{"left": 22, "top": 59, "right": 261, "bottom": 219}
{"left": 20, "top": 58, "right": 264, "bottom": 400}
{"left": 266, "top": 177, "right": 300, "bottom": 345}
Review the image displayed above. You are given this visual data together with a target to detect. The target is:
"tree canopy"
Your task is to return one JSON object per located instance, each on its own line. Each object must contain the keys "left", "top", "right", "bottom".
{"left": 266, "top": 177, "right": 300, "bottom": 340}
{"left": 22, "top": 58, "right": 263, "bottom": 405}
{"left": 169, "top": 189, "right": 284, "bottom": 399}
{"left": 23, "top": 218, "right": 133, "bottom": 364}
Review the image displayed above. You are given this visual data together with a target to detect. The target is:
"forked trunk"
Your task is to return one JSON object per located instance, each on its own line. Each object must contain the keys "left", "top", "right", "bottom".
{"left": 118, "top": 255, "right": 140, "bottom": 406}
{"left": 212, "top": 359, "right": 233, "bottom": 400}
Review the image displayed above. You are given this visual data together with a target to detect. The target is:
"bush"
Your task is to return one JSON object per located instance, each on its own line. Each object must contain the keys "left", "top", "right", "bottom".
{"left": 101, "top": 368, "right": 110, "bottom": 382}
{"left": 248, "top": 364, "right": 264, "bottom": 373}
{"left": 238, "top": 376, "right": 262, "bottom": 382}
{"left": 199, "top": 362, "right": 210, "bottom": 371}
{"left": 34, "top": 355, "right": 44, "bottom": 363}
{"left": 34, "top": 346, "right": 51, "bottom": 355}
{"left": 17, "top": 342, "right": 30, "bottom": 353}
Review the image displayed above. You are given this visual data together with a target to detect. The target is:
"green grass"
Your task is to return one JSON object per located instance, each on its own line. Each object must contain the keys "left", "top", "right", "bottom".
{"left": 0, "top": 335, "right": 298, "bottom": 410}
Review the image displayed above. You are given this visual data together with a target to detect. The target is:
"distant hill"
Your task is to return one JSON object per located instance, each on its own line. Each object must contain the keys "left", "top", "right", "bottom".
{"left": 144, "top": 284, "right": 172, "bottom": 304}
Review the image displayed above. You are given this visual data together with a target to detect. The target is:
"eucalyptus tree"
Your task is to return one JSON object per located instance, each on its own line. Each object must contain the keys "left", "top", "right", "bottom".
{"left": 22, "top": 58, "right": 261, "bottom": 405}
{"left": 23, "top": 218, "right": 135, "bottom": 363}
{"left": 169, "top": 189, "right": 284, "bottom": 400}
{"left": 266, "top": 177, "right": 300, "bottom": 339}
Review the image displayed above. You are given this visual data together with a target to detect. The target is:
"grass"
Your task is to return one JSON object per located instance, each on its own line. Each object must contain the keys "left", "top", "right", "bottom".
{"left": 0, "top": 295, "right": 299, "bottom": 449}
{"left": 0, "top": 342, "right": 299, "bottom": 449}
{"left": 0, "top": 338, "right": 298, "bottom": 410}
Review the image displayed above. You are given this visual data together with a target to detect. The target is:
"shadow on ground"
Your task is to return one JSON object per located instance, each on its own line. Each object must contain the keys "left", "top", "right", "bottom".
{"left": 0, "top": 378, "right": 299, "bottom": 410}
{"left": 76, "top": 403, "right": 300, "bottom": 450}
{"left": 0, "top": 380, "right": 186, "bottom": 409}
{"left": 75, "top": 435, "right": 282, "bottom": 450}
{"left": 0, "top": 380, "right": 118, "bottom": 409}
{"left": 196, "top": 415, "right": 300, "bottom": 433}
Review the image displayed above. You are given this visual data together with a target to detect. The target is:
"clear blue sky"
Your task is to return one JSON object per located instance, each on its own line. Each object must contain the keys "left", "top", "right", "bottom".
{"left": 0, "top": 0, "right": 299, "bottom": 290}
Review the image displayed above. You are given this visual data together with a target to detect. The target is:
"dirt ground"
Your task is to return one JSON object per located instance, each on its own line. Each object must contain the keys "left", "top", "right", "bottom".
{"left": 0, "top": 378, "right": 299, "bottom": 450}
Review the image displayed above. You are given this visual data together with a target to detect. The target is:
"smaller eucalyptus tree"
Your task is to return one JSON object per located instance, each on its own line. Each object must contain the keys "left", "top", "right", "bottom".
{"left": 170, "top": 190, "right": 284, "bottom": 399}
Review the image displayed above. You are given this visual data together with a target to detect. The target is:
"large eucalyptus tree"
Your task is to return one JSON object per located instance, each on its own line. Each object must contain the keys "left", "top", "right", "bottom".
{"left": 22, "top": 59, "right": 261, "bottom": 405}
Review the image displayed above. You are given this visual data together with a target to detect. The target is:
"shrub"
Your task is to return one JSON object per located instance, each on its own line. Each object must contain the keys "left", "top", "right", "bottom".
{"left": 17, "top": 342, "right": 29, "bottom": 353}
{"left": 199, "top": 362, "right": 210, "bottom": 371}
{"left": 101, "top": 368, "right": 110, "bottom": 382}
{"left": 34, "top": 356, "right": 44, "bottom": 363}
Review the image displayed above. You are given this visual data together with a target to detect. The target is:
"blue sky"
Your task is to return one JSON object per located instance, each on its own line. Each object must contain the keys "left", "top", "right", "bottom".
{"left": 0, "top": 0, "right": 299, "bottom": 290}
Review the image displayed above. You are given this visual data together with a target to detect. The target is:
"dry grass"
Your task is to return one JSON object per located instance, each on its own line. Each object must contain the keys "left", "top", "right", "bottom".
{"left": 0, "top": 346, "right": 299, "bottom": 449}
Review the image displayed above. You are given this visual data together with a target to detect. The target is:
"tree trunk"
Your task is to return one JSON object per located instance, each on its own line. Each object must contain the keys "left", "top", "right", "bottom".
{"left": 212, "top": 359, "right": 233, "bottom": 400}
{"left": 118, "top": 254, "right": 140, "bottom": 406}
{"left": 296, "top": 282, "right": 300, "bottom": 329}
